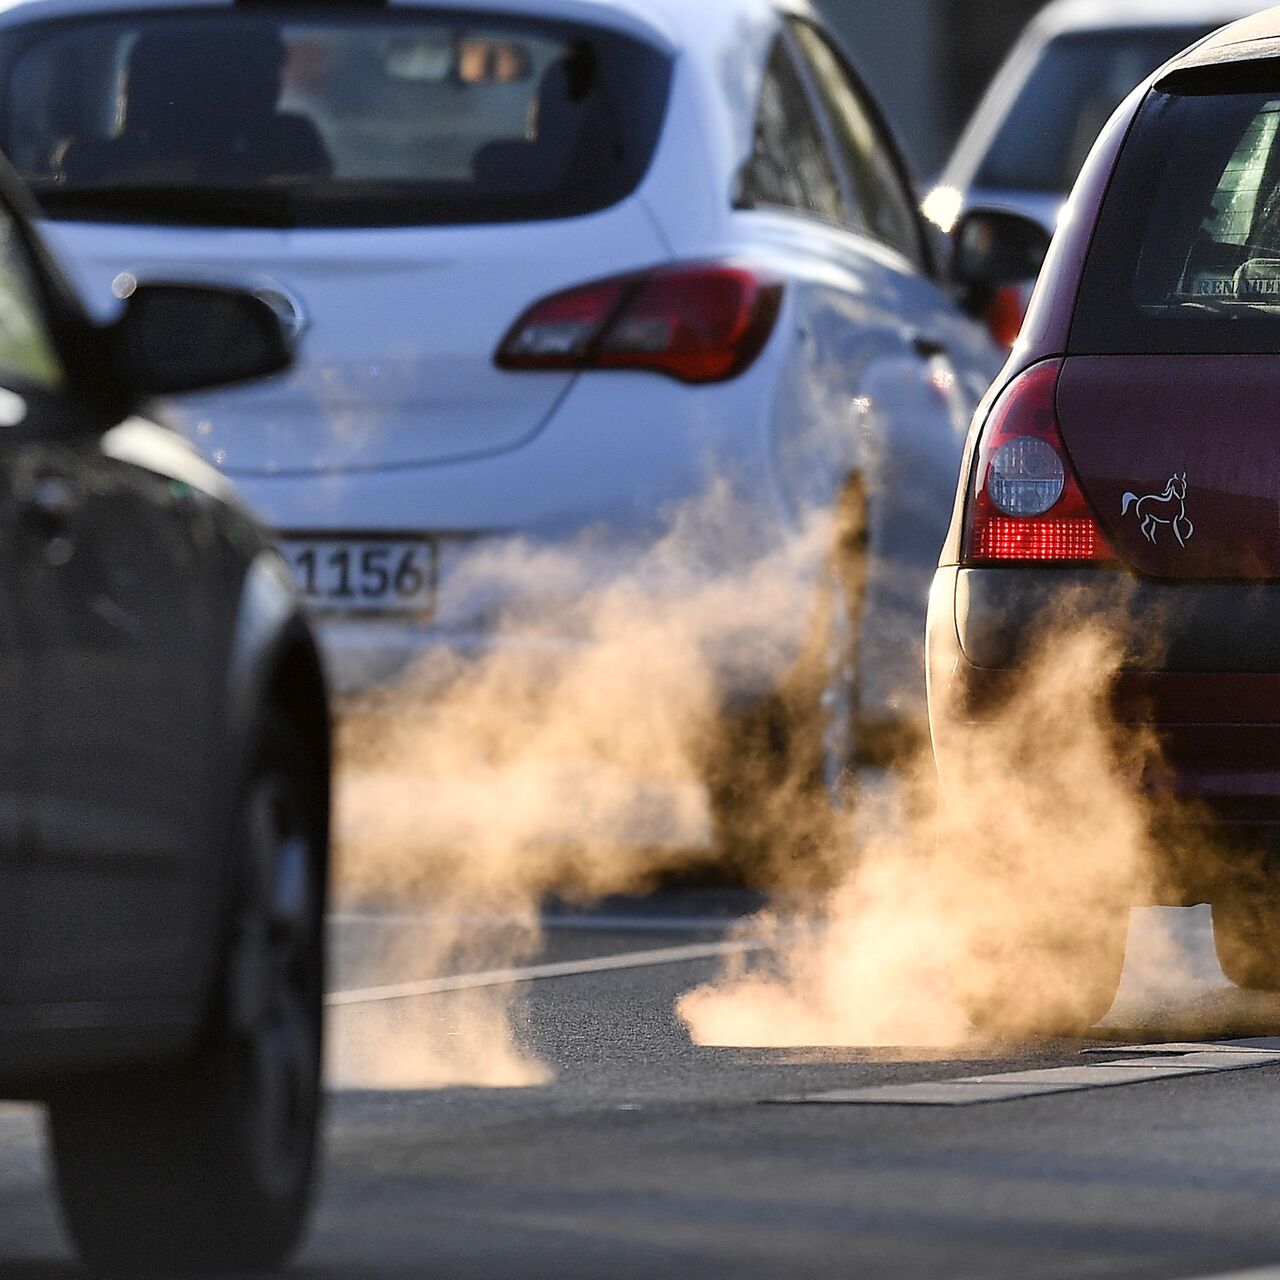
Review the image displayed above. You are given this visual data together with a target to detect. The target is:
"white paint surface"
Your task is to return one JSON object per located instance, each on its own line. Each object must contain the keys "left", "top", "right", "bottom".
{"left": 776, "top": 1041, "right": 1280, "bottom": 1106}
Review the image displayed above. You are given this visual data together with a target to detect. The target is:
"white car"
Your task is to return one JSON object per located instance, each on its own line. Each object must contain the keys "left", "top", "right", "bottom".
{"left": 7, "top": 0, "right": 1002, "bottom": 837}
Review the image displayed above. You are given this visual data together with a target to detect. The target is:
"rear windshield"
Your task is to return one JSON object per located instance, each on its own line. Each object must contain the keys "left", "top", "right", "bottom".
{"left": 975, "top": 27, "right": 1213, "bottom": 195}
{"left": 1072, "top": 83, "right": 1280, "bottom": 354}
{"left": 0, "top": 7, "right": 671, "bottom": 228}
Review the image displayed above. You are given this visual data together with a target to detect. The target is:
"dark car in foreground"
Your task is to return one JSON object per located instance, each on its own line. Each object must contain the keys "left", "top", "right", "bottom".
{"left": 929, "top": 8, "right": 1280, "bottom": 1034}
{"left": 0, "top": 157, "right": 329, "bottom": 1268}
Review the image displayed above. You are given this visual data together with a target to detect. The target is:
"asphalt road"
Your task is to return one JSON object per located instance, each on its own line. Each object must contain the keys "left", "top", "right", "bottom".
{"left": 4, "top": 896, "right": 1280, "bottom": 1279}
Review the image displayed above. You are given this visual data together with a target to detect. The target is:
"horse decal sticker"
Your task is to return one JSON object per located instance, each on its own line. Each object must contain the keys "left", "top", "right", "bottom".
{"left": 1121, "top": 473, "right": 1194, "bottom": 547}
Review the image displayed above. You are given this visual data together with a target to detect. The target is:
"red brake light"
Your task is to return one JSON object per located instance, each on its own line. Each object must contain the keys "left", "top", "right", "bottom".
{"left": 963, "top": 359, "right": 1115, "bottom": 564}
{"left": 496, "top": 264, "right": 783, "bottom": 384}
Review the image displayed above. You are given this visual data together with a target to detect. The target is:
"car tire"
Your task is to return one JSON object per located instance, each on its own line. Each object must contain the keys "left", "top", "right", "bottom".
{"left": 956, "top": 901, "right": 1129, "bottom": 1038}
{"left": 47, "top": 711, "right": 326, "bottom": 1273}
{"left": 706, "top": 480, "right": 867, "bottom": 888}
{"left": 1213, "top": 893, "right": 1280, "bottom": 990}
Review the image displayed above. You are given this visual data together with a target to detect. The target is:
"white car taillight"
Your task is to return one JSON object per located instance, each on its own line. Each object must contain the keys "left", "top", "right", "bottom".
{"left": 495, "top": 263, "right": 783, "bottom": 384}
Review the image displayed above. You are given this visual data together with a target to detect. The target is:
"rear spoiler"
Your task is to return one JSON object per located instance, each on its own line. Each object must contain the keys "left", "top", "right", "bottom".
{"left": 1157, "top": 37, "right": 1280, "bottom": 94}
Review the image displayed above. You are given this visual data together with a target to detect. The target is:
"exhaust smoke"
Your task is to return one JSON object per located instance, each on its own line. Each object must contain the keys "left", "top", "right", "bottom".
{"left": 680, "top": 625, "right": 1167, "bottom": 1047}
{"left": 328, "top": 485, "right": 839, "bottom": 1087}
{"left": 327, "top": 481, "right": 1197, "bottom": 1086}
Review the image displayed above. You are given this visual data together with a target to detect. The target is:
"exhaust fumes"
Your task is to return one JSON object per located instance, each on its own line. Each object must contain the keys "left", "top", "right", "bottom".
{"left": 328, "top": 483, "right": 844, "bottom": 1088}
{"left": 326, "top": 476, "right": 1200, "bottom": 1085}
{"left": 679, "top": 624, "right": 1179, "bottom": 1048}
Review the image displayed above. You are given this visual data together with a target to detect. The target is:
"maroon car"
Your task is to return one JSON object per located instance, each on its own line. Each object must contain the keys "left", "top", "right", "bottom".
{"left": 929, "top": 9, "right": 1280, "bottom": 1032}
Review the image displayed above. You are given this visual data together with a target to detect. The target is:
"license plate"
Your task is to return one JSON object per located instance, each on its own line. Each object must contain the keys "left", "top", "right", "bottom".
{"left": 282, "top": 537, "right": 436, "bottom": 615}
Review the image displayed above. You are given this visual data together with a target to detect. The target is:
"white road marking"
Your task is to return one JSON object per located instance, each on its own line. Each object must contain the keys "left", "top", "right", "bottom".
{"left": 1084, "top": 1039, "right": 1280, "bottom": 1055}
{"left": 1174, "top": 1269, "right": 1280, "bottom": 1280}
{"left": 539, "top": 914, "right": 758, "bottom": 935}
{"left": 776, "top": 1041, "right": 1280, "bottom": 1106}
{"left": 327, "top": 939, "right": 762, "bottom": 1007}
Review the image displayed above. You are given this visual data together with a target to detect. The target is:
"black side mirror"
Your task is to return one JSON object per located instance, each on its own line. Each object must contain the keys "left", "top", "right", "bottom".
{"left": 953, "top": 209, "right": 1052, "bottom": 292}
{"left": 112, "top": 282, "right": 292, "bottom": 396}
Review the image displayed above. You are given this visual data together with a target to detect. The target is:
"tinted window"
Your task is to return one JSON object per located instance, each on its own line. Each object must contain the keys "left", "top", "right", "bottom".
{"left": 787, "top": 20, "right": 922, "bottom": 265}
{"left": 976, "top": 27, "right": 1213, "bottom": 194}
{"left": 742, "top": 39, "right": 844, "bottom": 224}
{"left": 0, "top": 9, "right": 671, "bottom": 228}
{"left": 1072, "top": 86, "right": 1280, "bottom": 355}
{"left": 0, "top": 210, "right": 60, "bottom": 390}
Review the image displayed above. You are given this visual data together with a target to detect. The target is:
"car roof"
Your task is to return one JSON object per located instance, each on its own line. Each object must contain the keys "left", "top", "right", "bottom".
{"left": 0, "top": 0, "right": 811, "bottom": 51}
{"left": 1160, "top": 3, "right": 1280, "bottom": 64}
{"left": 1027, "top": 0, "right": 1264, "bottom": 40}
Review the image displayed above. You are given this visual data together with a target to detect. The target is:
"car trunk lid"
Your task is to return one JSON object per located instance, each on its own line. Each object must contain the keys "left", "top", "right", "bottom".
{"left": 47, "top": 211, "right": 668, "bottom": 475}
{"left": 1057, "top": 355, "right": 1280, "bottom": 580}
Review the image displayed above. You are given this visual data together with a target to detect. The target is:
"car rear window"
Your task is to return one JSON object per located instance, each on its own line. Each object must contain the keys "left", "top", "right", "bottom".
{"left": 0, "top": 7, "right": 671, "bottom": 228}
{"left": 975, "top": 27, "right": 1213, "bottom": 195}
{"left": 1071, "top": 81, "right": 1280, "bottom": 354}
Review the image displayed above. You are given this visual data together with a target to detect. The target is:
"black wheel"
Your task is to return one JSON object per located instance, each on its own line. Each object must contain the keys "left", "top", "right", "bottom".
{"left": 48, "top": 713, "right": 326, "bottom": 1273}
{"left": 706, "top": 482, "right": 867, "bottom": 888}
{"left": 957, "top": 900, "right": 1129, "bottom": 1038}
{"left": 1213, "top": 893, "right": 1280, "bottom": 990}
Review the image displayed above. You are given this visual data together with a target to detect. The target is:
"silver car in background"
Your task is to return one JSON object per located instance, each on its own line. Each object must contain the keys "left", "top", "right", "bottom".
{"left": 924, "top": 0, "right": 1262, "bottom": 343}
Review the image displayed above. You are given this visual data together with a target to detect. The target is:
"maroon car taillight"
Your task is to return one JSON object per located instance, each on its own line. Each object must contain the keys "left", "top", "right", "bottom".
{"left": 495, "top": 263, "right": 783, "bottom": 384}
{"left": 963, "top": 359, "right": 1116, "bottom": 564}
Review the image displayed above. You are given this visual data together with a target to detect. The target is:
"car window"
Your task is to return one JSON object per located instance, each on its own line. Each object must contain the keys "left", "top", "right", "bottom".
{"left": 786, "top": 19, "right": 923, "bottom": 266}
{"left": 0, "top": 207, "right": 61, "bottom": 391}
{"left": 976, "top": 27, "right": 1215, "bottom": 196}
{"left": 1073, "top": 86, "right": 1280, "bottom": 354}
{"left": 0, "top": 10, "right": 671, "bottom": 229}
{"left": 741, "top": 38, "right": 844, "bottom": 225}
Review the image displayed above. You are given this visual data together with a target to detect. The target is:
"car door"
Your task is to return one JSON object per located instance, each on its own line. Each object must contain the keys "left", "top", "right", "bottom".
{"left": 751, "top": 18, "right": 1002, "bottom": 721}
{"left": 13, "top": 431, "right": 216, "bottom": 1007}
{"left": 0, "top": 209, "right": 84, "bottom": 1013}
{"left": 0, "top": 204, "right": 216, "bottom": 1008}
{"left": 0, "top": 410, "right": 30, "bottom": 1005}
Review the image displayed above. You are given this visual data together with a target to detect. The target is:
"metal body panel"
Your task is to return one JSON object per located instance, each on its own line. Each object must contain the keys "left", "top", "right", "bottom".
{"left": 927, "top": 565, "right": 1280, "bottom": 898}
{"left": 12, "top": 427, "right": 214, "bottom": 1005}
{"left": 1057, "top": 356, "right": 1280, "bottom": 580}
{"left": 952, "top": 567, "right": 1280, "bottom": 673}
{"left": 0, "top": 145, "right": 327, "bottom": 1089}
{"left": 0, "top": 473, "right": 29, "bottom": 1008}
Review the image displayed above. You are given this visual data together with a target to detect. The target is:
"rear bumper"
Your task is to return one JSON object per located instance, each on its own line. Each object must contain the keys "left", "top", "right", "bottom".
{"left": 927, "top": 566, "right": 1280, "bottom": 898}
{"left": 225, "top": 348, "right": 824, "bottom": 700}
{"left": 308, "top": 527, "right": 822, "bottom": 704}
{"left": 946, "top": 567, "right": 1280, "bottom": 674}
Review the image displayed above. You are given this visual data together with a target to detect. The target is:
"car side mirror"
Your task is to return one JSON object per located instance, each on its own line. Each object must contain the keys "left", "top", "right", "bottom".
{"left": 952, "top": 209, "right": 1051, "bottom": 292}
{"left": 112, "top": 282, "right": 292, "bottom": 396}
